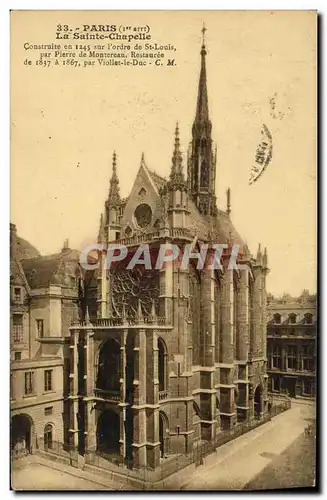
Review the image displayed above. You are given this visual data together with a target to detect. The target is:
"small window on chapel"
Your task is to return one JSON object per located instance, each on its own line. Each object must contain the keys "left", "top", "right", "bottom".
{"left": 14, "top": 287, "right": 22, "bottom": 303}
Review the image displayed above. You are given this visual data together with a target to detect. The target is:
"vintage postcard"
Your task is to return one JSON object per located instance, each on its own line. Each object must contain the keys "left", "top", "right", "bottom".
{"left": 10, "top": 10, "right": 317, "bottom": 491}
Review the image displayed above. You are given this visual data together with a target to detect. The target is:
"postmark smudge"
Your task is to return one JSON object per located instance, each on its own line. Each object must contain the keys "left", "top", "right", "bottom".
{"left": 249, "top": 124, "right": 273, "bottom": 185}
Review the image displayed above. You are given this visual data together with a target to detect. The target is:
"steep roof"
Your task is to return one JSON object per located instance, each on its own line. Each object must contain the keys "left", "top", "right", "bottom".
{"left": 215, "top": 210, "right": 245, "bottom": 247}
{"left": 148, "top": 169, "right": 167, "bottom": 192}
{"left": 16, "top": 236, "right": 40, "bottom": 260}
{"left": 22, "top": 249, "right": 80, "bottom": 289}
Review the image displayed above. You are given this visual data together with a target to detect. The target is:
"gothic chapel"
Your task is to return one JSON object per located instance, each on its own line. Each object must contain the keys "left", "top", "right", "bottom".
{"left": 68, "top": 30, "right": 269, "bottom": 470}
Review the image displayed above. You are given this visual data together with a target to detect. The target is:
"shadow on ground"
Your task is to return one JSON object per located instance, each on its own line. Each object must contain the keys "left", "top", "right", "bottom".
{"left": 244, "top": 432, "right": 316, "bottom": 490}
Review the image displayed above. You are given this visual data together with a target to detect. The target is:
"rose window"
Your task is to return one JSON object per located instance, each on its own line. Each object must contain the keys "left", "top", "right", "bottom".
{"left": 134, "top": 204, "right": 152, "bottom": 228}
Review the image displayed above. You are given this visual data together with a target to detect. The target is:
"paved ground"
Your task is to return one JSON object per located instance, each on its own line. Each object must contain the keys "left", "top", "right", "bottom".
{"left": 11, "top": 461, "right": 110, "bottom": 491}
{"left": 181, "top": 400, "right": 315, "bottom": 491}
{"left": 11, "top": 400, "right": 315, "bottom": 491}
{"left": 244, "top": 432, "right": 316, "bottom": 490}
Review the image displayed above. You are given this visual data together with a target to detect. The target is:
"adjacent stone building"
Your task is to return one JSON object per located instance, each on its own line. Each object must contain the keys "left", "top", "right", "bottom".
{"left": 67, "top": 34, "right": 270, "bottom": 471}
{"left": 10, "top": 223, "right": 81, "bottom": 457}
{"left": 267, "top": 290, "right": 316, "bottom": 398}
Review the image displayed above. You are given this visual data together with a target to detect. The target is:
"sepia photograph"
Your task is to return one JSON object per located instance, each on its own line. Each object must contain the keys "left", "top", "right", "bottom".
{"left": 10, "top": 10, "right": 317, "bottom": 491}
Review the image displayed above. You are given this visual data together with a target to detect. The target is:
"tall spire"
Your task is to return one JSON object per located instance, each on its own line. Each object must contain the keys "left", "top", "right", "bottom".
{"left": 140, "top": 151, "right": 146, "bottom": 168}
{"left": 108, "top": 151, "right": 121, "bottom": 205}
{"left": 195, "top": 23, "right": 210, "bottom": 125}
{"left": 256, "top": 243, "right": 263, "bottom": 265}
{"left": 188, "top": 25, "right": 216, "bottom": 217}
{"left": 263, "top": 246, "right": 268, "bottom": 268}
{"left": 97, "top": 212, "right": 105, "bottom": 243}
{"left": 169, "top": 122, "right": 186, "bottom": 188}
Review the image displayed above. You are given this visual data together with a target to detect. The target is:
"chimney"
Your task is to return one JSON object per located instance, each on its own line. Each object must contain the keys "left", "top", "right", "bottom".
{"left": 61, "top": 238, "right": 70, "bottom": 253}
{"left": 226, "top": 188, "right": 231, "bottom": 217}
{"left": 10, "top": 223, "right": 18, "bottom": 258}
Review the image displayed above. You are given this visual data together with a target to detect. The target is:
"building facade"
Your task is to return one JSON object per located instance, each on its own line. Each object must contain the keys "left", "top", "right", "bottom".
{"left": 267, "top": 290, "right": 316, "bottom": 398}
{"left": 67, "top": 35, "right": 270, "bottom": 471}
{"left": 10, "top": 223, "right": 81, "bottom": 458}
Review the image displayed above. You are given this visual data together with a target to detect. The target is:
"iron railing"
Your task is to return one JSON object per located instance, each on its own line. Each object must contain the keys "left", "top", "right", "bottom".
{"left": 11, "top": 448, "right": 29, "bottom": 461}
{"left": 71, "top": 316, "right": 169, "bottom": 328}
{"left": 93, "top": 388, "right": 120, "bottom": 401}
{"left": 84, "top": 399, "right": 291, "bottom": 482}
{"left": 37, "top": 437, "right": 75, "bottom": 458}
{"left": 159, "top": 390, "right": 168, "bottom": 401}
{"left": 30, "top": 400, "right": 291, "bottom": 484}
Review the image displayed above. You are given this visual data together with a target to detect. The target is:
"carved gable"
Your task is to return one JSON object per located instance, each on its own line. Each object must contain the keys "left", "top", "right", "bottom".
{"left": 120, "top": 162, "right": 166, "bottom": 236}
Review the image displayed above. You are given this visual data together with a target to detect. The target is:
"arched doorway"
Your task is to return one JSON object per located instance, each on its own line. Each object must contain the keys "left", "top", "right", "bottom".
{"left": 159, "top": 411, "right": 169, "bottom": 458}
{"left": 44, "top": 424, "right": 54, "bottom": 450}
{"left": 158, "top": 337, "right": 167, "bottom": 392}
{"left": 96, "top": 338, "right": 120, "bottom": 392}
{"left": 97, "top": 409, "right": 120, "bottom": 454}
{"left": 11, "top": 414, "right": 34, "bottom": 458}
{"left": 254, "top": 385, "right": 262, "bottom": 418}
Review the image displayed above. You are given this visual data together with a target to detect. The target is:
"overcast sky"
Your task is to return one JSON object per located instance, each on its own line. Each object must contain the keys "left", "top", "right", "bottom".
{"left": 11, "top": 10, "right": 316, "bottom": 296}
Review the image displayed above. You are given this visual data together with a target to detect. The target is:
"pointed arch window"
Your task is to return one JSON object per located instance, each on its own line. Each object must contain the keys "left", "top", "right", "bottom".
{"left": 214, "top": 271, "right": 223, "bottom": 363}
{"left": 200, "top": 160, "right": 209, "bottom": 188}
{"left": 233, "top": 273, "right": 240, "bottom": 359}
{"left": 189, "top": 264, "right": 201, "bottom": 365}
{"left": 158, "top": 337, "right": 168, "bottom": 393}
{"left": 96, "top": 339, "right": 121, "bottom": 392}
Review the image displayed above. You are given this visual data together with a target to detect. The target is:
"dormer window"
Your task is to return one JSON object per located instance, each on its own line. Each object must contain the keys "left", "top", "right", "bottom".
{"left": 274, "top": 313, "right": 281, "bottom": 324}
{"left": 289, "top": 313, "right": 297, "bottom": 324}
{"left": 14, "top": 287, "right": 22, "bottom": 303}
{"left": 304, "top": 313, "right": 313, "bottom": 325}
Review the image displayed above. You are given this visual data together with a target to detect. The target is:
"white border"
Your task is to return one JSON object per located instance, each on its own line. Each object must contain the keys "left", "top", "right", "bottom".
{"left": 2, "top": 2, "right": 323, "bottom": 499}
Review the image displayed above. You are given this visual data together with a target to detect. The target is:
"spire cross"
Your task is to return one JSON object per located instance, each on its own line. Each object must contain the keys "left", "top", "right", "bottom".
{"left": 108, "top": 150, "right": 121, "bottom": 204}
{"left": 201, "top": 23, "right": 207, "bottom": 47}
{"left": 112, "top": 151, "right": 117, "bottom": 171}
{"left": 175, "top": 122, "right": 180, "bottom": 145}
